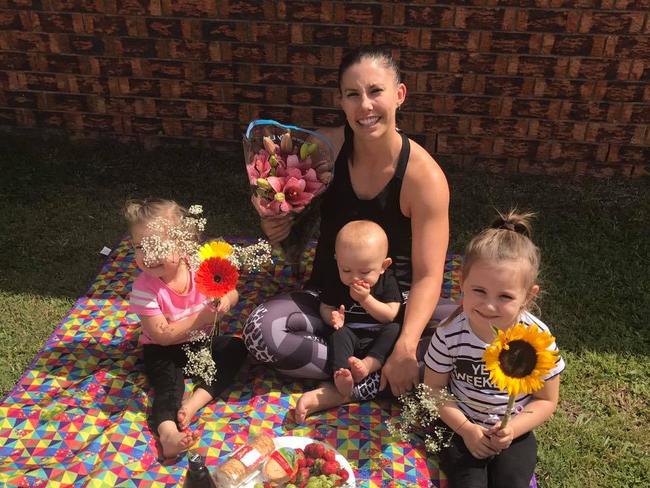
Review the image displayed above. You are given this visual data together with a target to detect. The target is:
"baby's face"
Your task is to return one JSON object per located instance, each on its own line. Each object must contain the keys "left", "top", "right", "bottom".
{"left": 335, "top": 243, "right": 389, "bottom": 288}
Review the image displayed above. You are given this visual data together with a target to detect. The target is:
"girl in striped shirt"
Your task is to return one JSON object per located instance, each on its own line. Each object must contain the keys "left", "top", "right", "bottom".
{"left": 424, "top": 210, "right": 565, "bottom": 488}
{"left": 125, "top": 199, "right": 246, "bottom": 460}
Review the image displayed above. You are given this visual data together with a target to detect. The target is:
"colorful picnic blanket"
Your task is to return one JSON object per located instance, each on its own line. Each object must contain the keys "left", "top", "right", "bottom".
{"left": 0, "top": 238, "right": 463, "bottom": 487}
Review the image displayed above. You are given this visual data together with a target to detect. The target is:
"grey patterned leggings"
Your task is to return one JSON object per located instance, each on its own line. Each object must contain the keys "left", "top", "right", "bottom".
{"left": 242, "top": 290, "right": 453, "bottom": 401}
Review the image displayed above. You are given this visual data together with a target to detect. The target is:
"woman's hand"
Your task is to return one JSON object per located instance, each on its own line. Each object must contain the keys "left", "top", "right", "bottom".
{"left": 380, "top": 340, "right": 419, "bottom": 396}
{"left": 251, "top": 195, "right": 292, "bottom": 245}
{"left": 461, "top": 423, "right": 500, "bottom": 459}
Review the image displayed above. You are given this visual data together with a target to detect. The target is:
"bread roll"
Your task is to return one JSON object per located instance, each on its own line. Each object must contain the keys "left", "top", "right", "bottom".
{"left": 213, "top": 434, "right": 275, "bottom": 487}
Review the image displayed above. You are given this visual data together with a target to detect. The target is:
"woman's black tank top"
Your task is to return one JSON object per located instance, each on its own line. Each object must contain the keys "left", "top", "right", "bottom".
{"left": 308, "top": 123, "right": 413, "bottom": 293}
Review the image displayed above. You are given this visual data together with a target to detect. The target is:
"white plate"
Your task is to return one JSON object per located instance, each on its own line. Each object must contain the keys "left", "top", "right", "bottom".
{"left": 238, "top": 436, "right": 355, "bottom": 487}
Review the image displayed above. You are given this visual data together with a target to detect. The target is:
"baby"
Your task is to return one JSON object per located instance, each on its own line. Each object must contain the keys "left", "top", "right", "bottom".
{"left": 320, "top": 220, "right": 402, "bottom": 397}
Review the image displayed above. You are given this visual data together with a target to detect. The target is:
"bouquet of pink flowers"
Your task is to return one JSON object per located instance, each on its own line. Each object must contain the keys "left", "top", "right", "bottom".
{"left": 243, "top": 119, "right": 335, "bottom": 275}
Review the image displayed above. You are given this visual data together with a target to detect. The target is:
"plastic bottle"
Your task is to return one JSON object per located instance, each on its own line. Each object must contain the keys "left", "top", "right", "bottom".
{"left": 183, "top": 451, "right": 217, "bottom": 488}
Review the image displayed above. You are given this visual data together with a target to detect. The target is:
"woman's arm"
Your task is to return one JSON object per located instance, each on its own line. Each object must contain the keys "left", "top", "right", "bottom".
{"left": 139, "top": 305, "right": 216, "bottom": 346}
{"left": 381, "top": 145, "right": 450, "bottom": 395}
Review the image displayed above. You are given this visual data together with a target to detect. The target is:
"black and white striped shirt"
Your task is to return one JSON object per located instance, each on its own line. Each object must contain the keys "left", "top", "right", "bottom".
{"left": 425, "top": 311, "right": 565, "bottom": 428}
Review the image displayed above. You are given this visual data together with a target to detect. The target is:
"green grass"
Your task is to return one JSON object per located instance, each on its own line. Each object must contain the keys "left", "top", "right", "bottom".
{"left": 1, "top": 134, "right": 648, "bottom": 487}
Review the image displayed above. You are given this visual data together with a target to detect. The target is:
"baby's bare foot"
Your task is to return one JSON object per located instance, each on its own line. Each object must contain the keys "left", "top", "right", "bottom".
{"left": 348, "top": 356, "right": 370, "bottom": 383}
{"left": 333, "top": 368, "right": 354, "bottom": 397}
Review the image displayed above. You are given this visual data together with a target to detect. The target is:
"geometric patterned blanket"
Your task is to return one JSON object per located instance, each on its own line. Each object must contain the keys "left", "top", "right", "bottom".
{"left": 0, "top": 238, "right": 463, "bottom": 487}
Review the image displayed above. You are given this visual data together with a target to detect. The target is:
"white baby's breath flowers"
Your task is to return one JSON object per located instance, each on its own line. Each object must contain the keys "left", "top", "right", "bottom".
{"left": 230, "top": 239, "right": 273, "bottom": 272}
{"left": 387, "top": 383, "right": 454, "bottom": 454}
{"left": 139, "top": 205, "right": 205, "bottom": 269}
{"left": 182, "top": 330, "right": 217, "bottom": 385}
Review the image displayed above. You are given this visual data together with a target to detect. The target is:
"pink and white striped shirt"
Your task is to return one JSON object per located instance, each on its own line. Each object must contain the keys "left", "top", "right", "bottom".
{"left": 129, "top": 269, "right": 212, "bottom": 345}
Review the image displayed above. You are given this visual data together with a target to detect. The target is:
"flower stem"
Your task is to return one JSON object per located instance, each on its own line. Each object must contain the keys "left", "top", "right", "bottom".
{"left": 500, "top": 395, "right": 516, "bottom": 429}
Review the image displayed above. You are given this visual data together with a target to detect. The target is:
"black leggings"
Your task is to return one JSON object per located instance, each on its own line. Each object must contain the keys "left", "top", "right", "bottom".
{"left": 328, "top": 323, "right": 401, "bottom": 371}
{"left": 242, "top": 290, "right": 437, "bottom": 400}
{"left": 143, "top": 335, "right": 247, "bottom": 431}
{"left": 438, "top": 424, "right": 537, "bottom": 488}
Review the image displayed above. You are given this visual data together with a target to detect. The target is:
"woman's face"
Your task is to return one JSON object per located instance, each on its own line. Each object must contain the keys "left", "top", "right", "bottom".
{"left": 339, "top": 57, "right": 406, "bottom": 140}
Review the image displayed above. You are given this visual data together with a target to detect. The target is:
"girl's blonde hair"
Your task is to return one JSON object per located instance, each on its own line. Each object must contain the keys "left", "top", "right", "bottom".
{"left": 462, "top": 209, "right": 539, "bottom": 293}
{"left": 441, "top": 210, "right": 540, "bottom": 326}
{"left": 123, "top": 198, "right": 185, "bottom": 228}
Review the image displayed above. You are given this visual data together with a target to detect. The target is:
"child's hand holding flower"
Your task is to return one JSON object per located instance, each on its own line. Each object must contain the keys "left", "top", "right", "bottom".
{"left": 461, "top": 423, "right": 500, "bottom": 460}
{"left": 487, "top": 423, "right": 514, "bottom": 452}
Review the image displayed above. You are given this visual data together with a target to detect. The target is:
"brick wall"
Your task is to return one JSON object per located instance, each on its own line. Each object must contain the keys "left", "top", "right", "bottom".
{"left": 0, "top": 1, "right": 648, "bottom": 177}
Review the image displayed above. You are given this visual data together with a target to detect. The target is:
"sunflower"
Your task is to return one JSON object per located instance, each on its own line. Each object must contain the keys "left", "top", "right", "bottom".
{"left": 483, "top": 322, "right": 558, "bottom": 397}
{"left": 195, "top": 257, "right": 239, "bottom": 299}
{"left": 198, "top": 240, "right": 233, "bottom": 261}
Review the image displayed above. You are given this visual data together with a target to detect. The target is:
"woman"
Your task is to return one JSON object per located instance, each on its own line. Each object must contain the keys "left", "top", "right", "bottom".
{"left": 242, "top": 47, "right": 451, "bottom": 420}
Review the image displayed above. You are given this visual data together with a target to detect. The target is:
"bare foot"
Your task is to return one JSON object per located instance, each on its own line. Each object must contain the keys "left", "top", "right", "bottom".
{"left": 178, "top": 388, "right": 214, "bottom": 430}
{"left": 348, "top": 356, "right": 370, "bottom": 383}
{"left": 158, "top": 422, "right": 199, "bottom": 460}
{"left": 295, "top": 382, "right": 351, "bottom": 423}
{"left": 333, "top": 368, "right": 354, "bottom": 397}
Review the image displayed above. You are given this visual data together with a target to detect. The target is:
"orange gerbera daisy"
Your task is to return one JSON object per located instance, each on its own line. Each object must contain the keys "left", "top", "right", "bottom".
{"left": 195, "top": 257, "right": 239, "bottom": 299}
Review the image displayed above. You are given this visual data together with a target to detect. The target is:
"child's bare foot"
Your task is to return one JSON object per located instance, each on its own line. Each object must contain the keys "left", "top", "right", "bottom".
{"left": 178, "top": 388, "right": 214, "bottom": 430}
{"left": 158, "top": 424, "right": 198, "bottom": 460}
{"left": 295, "top": 382, "right": 351, "bottom": 423}
{"left": 348, "top": 356, "right": 370, "bottom": 383}
{"left": 333, "top": 368, "right": 354, "bottom": 397}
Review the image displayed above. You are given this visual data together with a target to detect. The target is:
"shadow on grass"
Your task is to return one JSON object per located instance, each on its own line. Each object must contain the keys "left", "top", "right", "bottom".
{"left": 1, "top": 133, "right": 648, "bottom": 360}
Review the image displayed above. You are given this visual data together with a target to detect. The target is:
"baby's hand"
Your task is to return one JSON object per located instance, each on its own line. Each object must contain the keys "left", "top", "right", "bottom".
{"left": 349, "top": 280, "right": 370, "bottom": 303}
{"left": 330, "top": 305, "right": 345, "bottom": 330}
{"left": 486, "top": 424, "right": 514, "bottom": 452}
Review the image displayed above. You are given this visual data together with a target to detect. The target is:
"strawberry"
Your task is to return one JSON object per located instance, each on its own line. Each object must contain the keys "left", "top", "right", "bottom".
{"left": 305, "top": 457, "right": 314, "bottom": 467}
{"left": 312, "top": 443, "right": 325, "bottom": 459}
{"left": 338, "top": 468, "right": 350, "bottom": 482}
{"left": 323, "top": 449, "right": 336, "bottom": 462}
{"left": 321, "top": 460, "right": 339, "bottom": 476}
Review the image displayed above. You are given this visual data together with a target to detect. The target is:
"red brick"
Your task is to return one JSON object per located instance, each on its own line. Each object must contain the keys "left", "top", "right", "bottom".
{"left": 613, "top": 36, "right": 650, "bottom": 57}
{"left": 70, "top": 75, "right": 109, "bottom": 95}
{"left": 370, "top": 27, "right": 419, "bottom": 49}
{"left": 518, "top": 159, "right": 577, "bottom": 176}
{"left": 437, "top": 134, "right": 489, "bottom": 155}
{"left": 404, "top": 6, "right": 452, "bottom": 28}
{"left": 582, "top": 12, "right": 645, "bottom": 34}
{"left": 162, "top": 0, "right": 217, "bottom": 17}
{"left": 206, "top": 102, "right": 238, "bottom": 120}
{"left": 0, "top": 51, "right": 31, "bottom": 70}
{"left": 334, "top": 2, "right": 382, "bottom": 25}
{"left": 515, "top": 55, "right": 566, "bottom": 77}
{"left": 35, "top": 110, "right": 67, "bottom": 128}
{"left": 51, "top": 0, "right": 105, "bottom": 13}
{"left": 85, "top": 15, "right": 130, "bottom": 36}
{"left": 422, "top": 30, "right": 471, "bottom": 51}
{"left": 471, "top": 117, "right": 528, "bottom": 138}
{"left": 567, "top": 58, "right": 620, "bottom": 79}
{"left": 114, "top": 0, "right": 160, "bottom": 15}
{"left": 449, "top": 95, "right": 496, "bottom": 116}
{"left": 309, "top": 25, "right": 352, "bottom": 46}
{"left": 34, "top": 13, "right": 75, "bottom": 34}
{"left": 146, "top": 18, "right": 183, "bottom": 38}
{"left": 21, "top": 72, "right": 60, "bottom": 91}
{"left": 282, "top": 1, "right": 323, "bottom": 22}
{"left": 550, "top": 142, "right": 599, "bottom": 161}
{"left": 4, "top": 90, "right": 38, "bottom": 108}
{"left": 533, "top": 120, "right": 587, "bottom": 141}
{"left": 129, "top": 116, "right": 163, "bottom": 134}
{"left": 305, "top": 67, "right": 337, "bottom": 88}
{"left": 458, "top": 7, "right": 507, "bottom": 30}
{"left": 0, "top": 11, "right": 23, "bottom": 30}
{"left": 511, "top": 99, "right": 561, "bottom": 119}
{"left": 142, "top": 59, "right": 187, "bottom": 79}
{"left": 629, "top": 105, "right": 650, "bottom": 124}
{"left": 483, "top": 32, "right": 533, "bottom": 53}
{"left": 312, "top": 108, "right": 344, "bottom": 127}
{"left": 96, "top": 57, "right": 132, "bottom": 76}
{"left": 6, "top": 0, "right": 44, "bottom": 9}
{"left": 42, "top": 53, "right": 82, "bottom": 73}
{"left": 520, "top": 9, "right": 570, "bottom": 32}
{"left": 417, "top": 73, "right": 463, "bottom": 93}
{"left": 401, "top": 50, "right": 438, "bottom": 70}
{"left": 617, "top": 145, "right": 650, "bottom": 162}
